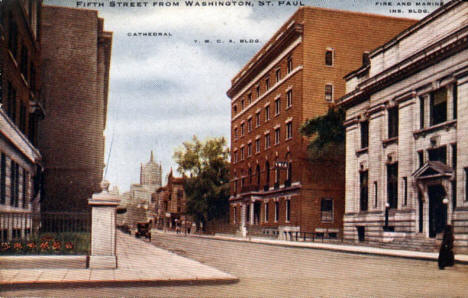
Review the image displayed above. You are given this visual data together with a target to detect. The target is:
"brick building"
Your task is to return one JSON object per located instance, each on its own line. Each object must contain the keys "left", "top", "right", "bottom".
{"left": 38, "top": 6, "right": 112, "bottom": 212}
{"left": 227, "top": 7, "right": 416, "bottom": 238}
{"left": 0, "top": 0, "right": 44, "bottom": 241}
{"left": 338, "top": 0, "right": 468, "bottom": 252}
{"left": 154, "top": 170, "right": 190, "bottom": 231}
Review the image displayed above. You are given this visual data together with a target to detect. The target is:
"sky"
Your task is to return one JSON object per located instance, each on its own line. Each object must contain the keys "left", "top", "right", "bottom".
{"left": 42, "top": 0, "right": 437, "bottom": 192}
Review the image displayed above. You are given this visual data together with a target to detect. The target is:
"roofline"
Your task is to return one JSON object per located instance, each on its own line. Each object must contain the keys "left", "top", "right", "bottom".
{"left": 227, "top": 6, "right": 417, "bottom": 98}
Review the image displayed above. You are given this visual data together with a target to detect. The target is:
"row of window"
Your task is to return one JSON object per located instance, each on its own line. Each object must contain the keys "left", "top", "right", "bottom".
{"left": 0, "top": 153, "right": 30, "bottom": 209}
{"left": 359, "top": 84, "right": 457, "bottom": 150}
{"left": 232, "top": 159, "right": 293, "bottom": 193}
{"left": 233, "top": 57, "right": 294, "bottom": 115}
{"left": 359, "top": 143, "right": 468, "bottom": 212}
{"left": 233, "top": 122, "right": 293, "bottom": 163}
{"left": 234, "top": 90, "right": 293, "bottom": 139}
{"left": 232, "top": 197, "right": 333, "bottom": 224}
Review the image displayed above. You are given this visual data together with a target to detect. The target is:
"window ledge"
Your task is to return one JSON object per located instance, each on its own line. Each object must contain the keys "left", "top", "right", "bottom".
{"left": 382, "top": 137, "right": 398, "bottom": 148}
{"left": 285, "top": 105, "right": 292, "bottom": 111}
{"left": 356, "top": 147, "right": 368, "bottom": 156}
{"left": 413, "top": 120, "right": 457, "bottom": 139}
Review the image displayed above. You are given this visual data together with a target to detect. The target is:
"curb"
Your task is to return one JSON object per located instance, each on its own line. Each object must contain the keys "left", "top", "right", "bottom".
{"left": 184, "top": 233, "right": 468, "bottom": 264}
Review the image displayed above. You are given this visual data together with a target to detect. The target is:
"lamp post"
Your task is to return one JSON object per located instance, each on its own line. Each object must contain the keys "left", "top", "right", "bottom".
{"left": 384, "top": 202, "right": 390, "bottom": 231}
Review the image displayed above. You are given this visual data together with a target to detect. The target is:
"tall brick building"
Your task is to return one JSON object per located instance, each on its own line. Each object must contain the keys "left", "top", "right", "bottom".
{"left": 227, "top": 7, "right": 416, "bottom": 238}
{"left": 39, "top": 6, "right": 112, "bottom": 211}
{"left": 0, "top": 0, "right": 44, "bottom": 241}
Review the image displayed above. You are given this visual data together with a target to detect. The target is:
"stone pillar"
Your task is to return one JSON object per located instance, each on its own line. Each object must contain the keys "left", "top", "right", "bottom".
{"left": 241, "top": 203, "right": 247, "bottom": 238}
{"left": 250, "top": 201, "right": 254, "bottom": 225}
{"left": 88, "top": 181, "right": 121, "bottom": 269}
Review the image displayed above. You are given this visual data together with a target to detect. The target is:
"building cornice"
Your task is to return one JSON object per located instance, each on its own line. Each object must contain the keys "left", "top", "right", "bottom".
{"left": 339, "top": 26, "right": 468, "bottom": 109}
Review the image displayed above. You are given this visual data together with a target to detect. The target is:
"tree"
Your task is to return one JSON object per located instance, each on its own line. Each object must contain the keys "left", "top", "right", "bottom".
{"left": 300, "top": 107, "right": 345, "bottom": 161}
{"left": 173, "top": 136, "right": 230, "bottom": 226}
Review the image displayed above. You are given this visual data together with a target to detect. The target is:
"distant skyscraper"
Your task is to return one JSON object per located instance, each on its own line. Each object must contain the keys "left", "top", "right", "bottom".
{"left": 140, "top": 151, "right": 162, "bottom": 187}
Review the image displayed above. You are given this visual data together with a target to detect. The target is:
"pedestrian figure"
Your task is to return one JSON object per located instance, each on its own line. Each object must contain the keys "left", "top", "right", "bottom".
{"left": 438, "top": 225, "right": 455, "bottom": 270}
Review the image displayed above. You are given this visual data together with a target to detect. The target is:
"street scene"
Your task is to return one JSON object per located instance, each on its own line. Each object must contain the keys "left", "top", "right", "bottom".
{"left": 1, "top": 0, "right": 468, "bottom": 296}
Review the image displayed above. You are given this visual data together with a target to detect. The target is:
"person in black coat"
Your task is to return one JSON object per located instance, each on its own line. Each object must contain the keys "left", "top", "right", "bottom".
{"left": 438, "top": 224, "right": 455, "bottom": 270}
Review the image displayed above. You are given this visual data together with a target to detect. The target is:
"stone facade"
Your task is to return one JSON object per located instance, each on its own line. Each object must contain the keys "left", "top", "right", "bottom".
{"left": 227, "top": 6, "right": 416, "bottom": 238}
{"left": 38, "top": 5, "right": 112, "bottom": 212}
{"left": 339, "top": 0, "right": 468, "bottom": 252}
{"left": 0, "top": 0, "right": 44, "bottom": 241}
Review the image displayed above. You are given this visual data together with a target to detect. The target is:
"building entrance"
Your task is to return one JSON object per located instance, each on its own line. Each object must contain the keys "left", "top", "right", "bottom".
{"left": 428, "top": 185, "right": 447, "bottom": 238}
{"left": 254, "top": 201, "right": 261, "bottom": 224}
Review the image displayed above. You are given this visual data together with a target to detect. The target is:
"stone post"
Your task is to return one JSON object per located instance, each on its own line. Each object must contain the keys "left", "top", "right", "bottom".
{"left": 88, "top": 181, "right": 121, "bottom": 269}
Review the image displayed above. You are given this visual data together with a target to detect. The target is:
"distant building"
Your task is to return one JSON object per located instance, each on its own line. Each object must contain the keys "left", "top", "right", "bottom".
{"left": 38, "top": 6, "right": 112, "bottom": 212}
{"left": 154, "top": 170, "right": 190, "bottom": 231}
{"left": 227, "top": 6, "right": 416, "bottom": 238}
{"left": 119, "top": 152, "right": 162, "bottom": 227}
{"left": 0, "top": 0, "right": 44, "bottom": 241}
{"left": 338, "top": 0, "right": 468, "bottom": 252}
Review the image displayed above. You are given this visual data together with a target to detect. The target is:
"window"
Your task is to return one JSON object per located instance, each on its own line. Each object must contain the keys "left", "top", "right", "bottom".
{"left": 7, "top": 82, "right": 17, "bottom": 122}
{"left": 248, "top": 118, "right": 252, "bottom": 133}
{"left": 20, "top": 46, "right": 28, "bottom": 80}
{"left": 286, "top": 200, "right": 290, "bottom": 222}
{"left": 275, "top": 201, "right": 279, "bottom": 222}
{"left": 325, "top": 49, "right": 333, "bottom": 66}
{"left": 256, "top": 85, "right": 260, "bottom": 98}
{"left": 240, "top": 123, "right": 245, "bottom": 136}
{"left": 287, "top": 57, "right": 293, "bottom": 73}
{"left": 387, "top": 163, "right": 398, "bottom": 209}
{"left": 286, "top": 122, "right": 293, "bottom": 139}
{"left": 240, "top": 147, "right": 244, "bottom": 160}
{"left": 233, "top": 206, "right": 237, "bottom": 224}
{"left": 10, "top": 161, "right": 19, "bottom": 207}
{"left": 265, "top": 133, "right": 270, "bottom": 149}
{"left": 265, "top": 161, "right": 270, "bottom": 187}
{"left": 275, "top": 128, "right": 280, "bottom": 145}
{"left": 234, "top": 128, "right": 238, "bottom": 140}
{"left": 418, "top": 151, "right": 424, "bottom": 168}
{"left": 275, "top": 98, "right": 281, "bottom": 115}
{"left": 247, "top": 143, "right": 252, "bottom": 157}
{"left": 20, "top": 102, "right": 26, "bottom": 133}
{"left": 233, "top": 150, "right": 238, "bottom": 163}
{"left": 265, "top": 202, "right": 269, "bottom": 222}
{"left": 286, "top": 90, "right": 292, "bottom": 108}
{"left": 403, "top": 177, "right": 408, "bottom": 206}
{"left": 453, "top": 84, "right": 458, "bottom": 120}
{"left": 8, "top": 13, "right": 18, "bottom": 58}
{"left": 241, "top": 99, "right": 244, "bottom": 110}
{"left": 360, "top": 121, "right": 369, "bottom": 149}
{"left": 373, "top": 182, "right": 378, "bottom": 208}
{"left": 430, "top": 88, "right": 447, "bottom": 126}
{"left": 256, "top": 164, "right": 260, "bottom": 186}
{"left": 428, "top": 146, "right": 447, "bottom": 164}
{"left": 248, "top": 93, "right": 252, "bottom": 104}
{"left": 233, "top": 105, "right": 237, "bottom": 114}
{"left": 265, "top": 78, "right": 270, "bottom": 91}
{"left": 248, "top": 168, "right": 252, "bottom": 184}
{"left": 286, "top": 161, "right": 292, "bottom": 183}
{"left": 265, "top": 106, "right": 270, "bottom": 121}
{"left": 360, "top": 170, "right": 368, "bottom": 211}
{"left": 0, "top": 153, "right": 5, "bottom": 204}
{"left": 325, "top": 84, "right": 333, "bottom": 102}
{"left": 255, "top": 139, "right": 260, "bottom": 153}
{"left": 419, "top": 96, "right": 425, "bottom": 129}
{"left": 321, "top": 198, "right": 333, "bottom": 222}
{"left": 275, "top": 69, "right": 281, "bottom": 82}
{"left": 255, "top": 112, "right": 260, "bottom": 127}
{"left": 388, "top": 106, "right": 399, "bottom": 139}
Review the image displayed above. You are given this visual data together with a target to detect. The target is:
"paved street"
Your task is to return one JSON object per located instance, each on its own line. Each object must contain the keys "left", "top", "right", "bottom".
{"left": 2, "top": 233, "right": 468, "bottom": 297}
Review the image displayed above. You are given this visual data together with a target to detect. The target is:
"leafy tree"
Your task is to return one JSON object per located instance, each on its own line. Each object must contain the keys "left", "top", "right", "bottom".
{"left": 300, "top": 107, "right": 345, "bottom": 160}
{"left": 173, "top": 136, "right": 230, "bottom": 227}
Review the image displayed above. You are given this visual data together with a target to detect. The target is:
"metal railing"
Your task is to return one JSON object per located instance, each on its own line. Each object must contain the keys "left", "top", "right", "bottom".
{"left": 283, "top": 231, "right": 343, "bottom": 243}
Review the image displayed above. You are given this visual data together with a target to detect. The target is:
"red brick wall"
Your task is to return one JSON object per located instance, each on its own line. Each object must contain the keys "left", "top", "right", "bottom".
{"left": 39, "top": 6, "right": 111, "bottom": 211}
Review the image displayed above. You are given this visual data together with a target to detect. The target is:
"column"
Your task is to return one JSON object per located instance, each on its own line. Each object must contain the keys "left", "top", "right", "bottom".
{"left": 250, "top": 201, "right": 254, "bottom": 225}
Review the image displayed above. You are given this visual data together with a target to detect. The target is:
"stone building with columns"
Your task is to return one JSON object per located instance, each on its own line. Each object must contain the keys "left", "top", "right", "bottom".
{"left": 338, "top": 0, "right": 468, "bottom": 252}
{"left": 227, "top": 7, "right": 416, "bottom": 238}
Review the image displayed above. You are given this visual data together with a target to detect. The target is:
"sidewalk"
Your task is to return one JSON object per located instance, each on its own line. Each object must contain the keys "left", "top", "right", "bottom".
{"left": 158, "top": 230, "right": 468, "bottom": 264}
{"left": 0, "top": 230, "right": 238, "bottom": 289}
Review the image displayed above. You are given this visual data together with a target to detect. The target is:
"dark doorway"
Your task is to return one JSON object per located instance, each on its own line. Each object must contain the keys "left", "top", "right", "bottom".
{"left": 357, "top": 226, "right": 365, "bottom": 242}
{"left": 254, "top": 201, "right": 261, "bottom": 224}
{"left": 428, "top": 185, "right": 447, "bottom": 238}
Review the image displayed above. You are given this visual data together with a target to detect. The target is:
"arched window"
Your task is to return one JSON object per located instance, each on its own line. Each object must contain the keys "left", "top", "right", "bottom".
{"left": 256, "top": 164, "right": 261, "bottom": 186}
